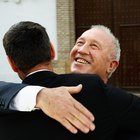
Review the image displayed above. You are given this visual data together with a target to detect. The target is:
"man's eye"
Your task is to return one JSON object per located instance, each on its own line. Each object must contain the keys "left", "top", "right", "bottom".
{"left": 91, "top": 44, "right": 99, "bottom": 49}
{"left": 77, "top": 41, "right": 83, "bottom": 45}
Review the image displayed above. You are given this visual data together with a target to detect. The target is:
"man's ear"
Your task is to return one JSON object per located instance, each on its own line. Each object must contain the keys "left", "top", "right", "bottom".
{"left": 107, "top": 60, "right": 119, "bottom": 74}
{"left": 50, "top": 42, "right": 55, "bottom": 60}
{"left": 7, "top": 56, "right": 18, "bottom": 72}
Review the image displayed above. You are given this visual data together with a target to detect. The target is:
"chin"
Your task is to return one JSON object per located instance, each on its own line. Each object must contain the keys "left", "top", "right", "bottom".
{"left": 71, "top": 68, "right": 79, "bottom": 73}
{"left": 71, "top": 65, "right": 87, "bottom": 74}
{"left": 71, "top": 69, "right": 83, "bottom": 74}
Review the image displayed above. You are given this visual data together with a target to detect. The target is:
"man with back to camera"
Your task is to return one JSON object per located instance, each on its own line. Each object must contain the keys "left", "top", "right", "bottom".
{"left": 0, "top": 25, "right": 95, "bottom": 134}
{"left": 2, "top": 21, "right": 140, "bottom": 140}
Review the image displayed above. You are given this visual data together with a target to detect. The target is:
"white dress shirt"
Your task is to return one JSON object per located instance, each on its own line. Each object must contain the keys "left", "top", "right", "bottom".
{"left": 9, "top": 69, "right": 50, "bottom": 111}
{"left": 9, "top": 86, "right": 43, "bottom": 111}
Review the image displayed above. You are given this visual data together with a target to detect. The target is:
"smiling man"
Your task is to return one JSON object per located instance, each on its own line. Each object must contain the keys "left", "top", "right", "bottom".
{"left": 70, "top": 25, "right": 139, "bottom": 140}
{"left": 70, "top": 25, "right": 120, "bottom": 84}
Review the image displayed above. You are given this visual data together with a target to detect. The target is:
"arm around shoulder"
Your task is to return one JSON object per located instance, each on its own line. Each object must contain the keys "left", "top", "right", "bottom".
{"left": 0, "top": 81, "right": 26, "bottom": 110}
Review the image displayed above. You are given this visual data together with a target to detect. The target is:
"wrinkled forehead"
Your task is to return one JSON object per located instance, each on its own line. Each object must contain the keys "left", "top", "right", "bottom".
{"left": 81, "top": 29, "right": 109, "bottom": 40}
{"left": 80, "top": 28, "right": 114, "bottom": 49}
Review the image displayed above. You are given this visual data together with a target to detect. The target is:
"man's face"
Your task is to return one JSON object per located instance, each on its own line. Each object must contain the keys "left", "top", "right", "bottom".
{"left": 70, "top": 28, "right": 115, "bottom": 82}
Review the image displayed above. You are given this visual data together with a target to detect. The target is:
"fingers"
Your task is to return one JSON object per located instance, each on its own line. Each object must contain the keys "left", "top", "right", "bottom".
{"left": 67, "top": 101, "right": 95, "bottom": 133}
{"left": 59, "top": 111, "right": 95, "bottom": 134}
{"left": 38, "top": 86, "right": 95, "bottom": 134}
{"left": 59, "top": 119, "right": 78, "bottom": 134}
{"left": 67, "top": 112, "right": 95, "bottom": 133}
{"left": 74, "top": 100, "right": 95, "bottom": 121}
{"left": 65, "top": 85, "right": 95, "bottom": 132}
{"left": 65, "top": 84, "right": 83, "bottom": 94}
{"left": 58, "top": 98, "right": 95, "bottom": 134}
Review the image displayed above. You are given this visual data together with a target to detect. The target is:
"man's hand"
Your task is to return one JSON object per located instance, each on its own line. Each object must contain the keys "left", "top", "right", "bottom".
{"left": 36, "top": 84, "right": 95, "bottom": 134}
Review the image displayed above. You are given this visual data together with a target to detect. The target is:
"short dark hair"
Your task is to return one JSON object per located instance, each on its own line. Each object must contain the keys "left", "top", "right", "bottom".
{"left": 3, "top": 21, "right": 51, "bottom": 72}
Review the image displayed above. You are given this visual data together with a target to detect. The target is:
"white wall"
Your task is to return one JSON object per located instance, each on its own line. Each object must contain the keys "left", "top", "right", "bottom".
{"left": 0, "top": 0, "right": 57, "bottom": 82}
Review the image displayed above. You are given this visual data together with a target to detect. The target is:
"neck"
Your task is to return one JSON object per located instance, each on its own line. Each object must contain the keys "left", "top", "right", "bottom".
{"left": 99, "top": 74, "right": 108, "bottom": 84}
{"left": 18, "top": 62, "right": 53, "bottom": 80}
{"left": 103, "top": 78, "right": 108, "bottom": 84}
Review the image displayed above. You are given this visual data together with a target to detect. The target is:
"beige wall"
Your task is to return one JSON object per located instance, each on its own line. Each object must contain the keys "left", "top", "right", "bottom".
{"left": 53, "top": 0, "right": 75, "bottom": 74}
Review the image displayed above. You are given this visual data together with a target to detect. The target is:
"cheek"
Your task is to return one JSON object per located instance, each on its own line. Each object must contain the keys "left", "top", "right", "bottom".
{"left": 91, "top": 51, "right": 107, "bottom": 61}
{"left": 90, "top": 49, "right": 99, "bottom": 55}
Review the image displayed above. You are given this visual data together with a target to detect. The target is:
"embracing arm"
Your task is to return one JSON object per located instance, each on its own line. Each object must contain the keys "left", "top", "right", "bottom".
{"left": 0, "top": 81, "right": 95, "bottom": 134}
{"left": 0, "top": 81, "right": 26, "bottom": 110}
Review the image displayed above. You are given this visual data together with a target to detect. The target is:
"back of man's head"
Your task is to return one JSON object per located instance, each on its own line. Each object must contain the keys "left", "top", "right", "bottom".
{"left": 3, "top": 21, "right": 51, "bottom": 72}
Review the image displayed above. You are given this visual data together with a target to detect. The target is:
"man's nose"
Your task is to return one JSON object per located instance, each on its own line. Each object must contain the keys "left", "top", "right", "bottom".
{"left": 78, "top": 45, "right": 89, "bottom": 55}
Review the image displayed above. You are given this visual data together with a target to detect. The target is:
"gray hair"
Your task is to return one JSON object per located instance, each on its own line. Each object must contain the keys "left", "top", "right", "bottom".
{"left": 91, "top": 25, "right": 121, "bottom": 61}
{"left": 90, "top": 25, "right": 121, "bottom": 78}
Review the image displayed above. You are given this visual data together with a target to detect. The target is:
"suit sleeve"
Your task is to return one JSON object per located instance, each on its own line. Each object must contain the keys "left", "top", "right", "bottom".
{"left": 0, "top": 81, "right": 26, "bottom": 111}
{"left": 106, "top": 85, "right": 140, "bottom": 132}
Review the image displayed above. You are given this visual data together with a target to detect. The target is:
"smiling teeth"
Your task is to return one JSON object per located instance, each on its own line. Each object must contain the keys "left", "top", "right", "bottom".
{"left": 76, "top": 58, "right": 88, "bottom": 64}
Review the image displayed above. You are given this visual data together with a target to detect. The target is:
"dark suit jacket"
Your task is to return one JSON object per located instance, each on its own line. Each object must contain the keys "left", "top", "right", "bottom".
{"left": 0, "top": 81, "right": 26, "bottom": 111}
{"left": 1, "top": 71, "right": 140, "bottom": 140}
{"left": 115, "top": 129, "right": 140, "bottom": 140}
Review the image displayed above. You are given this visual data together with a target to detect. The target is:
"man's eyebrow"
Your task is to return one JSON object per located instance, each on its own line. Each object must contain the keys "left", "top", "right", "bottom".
{"left": 76, "top": 37, "right": 84, "bottom": 41}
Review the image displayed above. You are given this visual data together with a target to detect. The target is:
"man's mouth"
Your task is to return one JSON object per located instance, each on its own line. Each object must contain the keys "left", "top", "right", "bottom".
{"left": 75, "top": 58, "right": 90, "bottom": 64}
